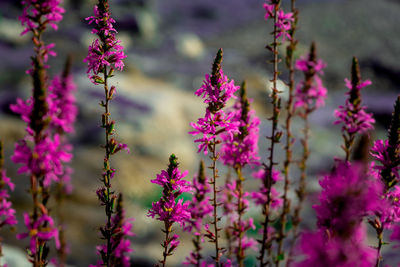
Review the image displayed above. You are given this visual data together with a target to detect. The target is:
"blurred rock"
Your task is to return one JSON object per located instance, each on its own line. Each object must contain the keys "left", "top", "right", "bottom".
{"left": 2, "top": 245, "right": 30, "bottom": 267}
{"left": 175, "top": 33, "right": 205, "bottom": 60}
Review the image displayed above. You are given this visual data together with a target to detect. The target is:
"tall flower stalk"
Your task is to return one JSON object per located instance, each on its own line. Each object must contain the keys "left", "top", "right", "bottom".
{"left": 276, "top": 0, "right": 298, "bottom": 264}
{"left": 0, "top": 140, "right": 18, "bottom": 267}
{"left": 183, "top": 161, "right": 213, "bottom": 267}
{"left": 295, "top": 163, "right": 381, "bottom": 267}
{"left": 220, "top": 82, "right": 260, "bottom": 266}
{"left": 287, "top": 42, "right": 327, "bottom": 264}
{"left": 189, "top": 48, "right": 239, "bottom": 266}
{"left": 334, "top": 57, "right": 375, "bottom": 162}
{"left": 84, "top": 1, "right": 130, "bottom": 266}
{"left": 259, "top": 1, "right": 293, "bottom": 265}
{"left": 148, "top": 154, "right": 191, "bottom": 267}
{"left": 48, "top": 56, "right": 77, "bottom": 267}
{"left": 370, "top": 96, "right": 400, "bottom": 266}
{"left": 12, "top": 1, "right": 65, "bottom": 265}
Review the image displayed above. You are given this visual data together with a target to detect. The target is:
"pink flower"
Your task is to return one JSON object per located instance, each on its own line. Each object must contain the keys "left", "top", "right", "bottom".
{"left": 263, "top": 1, "right": 294, "bottom": 41}
{"left": 334, "top": 75, "right": 374, "bottom": 135}
{"left": 220, "top": 86, "right": 261, "bottom": 168}
{"left": 294, "top": 46, "right": 327, "bottom": 111}
{"left": 195, "top": 70, "right": 239, "bottom": 111}
{"left": 190, "top": 110, "right": 239, "bottom": 155}
{"left": 296, "top": 228, "right": 375, "bottom": 267}
{"left": 315, "top": 163, "right": 383, "bottom": 237}
{"left": 189, "top": 50, "right": 240, "bottom": 155}
{"left": 95, "top": 194, "right": 134, "bottom": 267}
{"left": 251, "top": 168, "right": 282, "bottom": 209}
{"left": 84, "top": 3, "right": 126, "bottom": 84}
{"left": 148, "top": 155, "right": 191, "bottom": 260}
{"left": 19, "top": 0, "right": 65, "bottom": 36}
{"left": 48, "top": 73, "right": 78, "bottom": 134}
{"left": 17, "top": 213, "right": 60, "bottom": 254}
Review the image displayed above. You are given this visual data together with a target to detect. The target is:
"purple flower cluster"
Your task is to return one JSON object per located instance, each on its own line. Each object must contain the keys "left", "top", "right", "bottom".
{"left": 17, "top": 213, "right": 60, "bottom": 254}
{"left": 251, "top": 168, "right": 282, "bottom": 209}
{"left": 221, "top": 180, "right": 257, "bottom": 256}
{"left": 294, "top": 44, "right": 327, "bottom": 111}
{"left": 92, "top": 195, "right": 134, "bottom": 267}
{"left": 263, "top": 1, "right": 294, "bottom": 41}
{"left": 189, "top": 49, "right": 240, "bottom": 155}
{"left": 148, "top": 155, "right": 191, "bottom": 265}
{"left": 0, "top": 143, "right": 17, "bottom": 229}
{"left": 148, "top": 163, "right": 191, "bottom": 226}
{"left": 334, "top": 76, "right": 374, "bottom": 136}
{"left": 183, "top": 162, "right": 213, "bottom": 266}
{"left": 10, "top": 103, "right": 73, "bottom": 188}
{"left": 371, "top": 139, "right": 400, "bottom": 182}
{"left": 296, "top": 227, "right": 375, "bottom": 267}
{"left": 84, "top": 1, "right": 126, "bottom": 84}
{"left": 220, "top": 84, "right": 261, "bottom": 168}
{"left": 296, "top": 163, "right": 382, "bottom": 266}
{"left": 315, "top": 163, "right": 383, "bottom": 237}
{"left": 49, "top": 73, "right": 78, "bottom": 134}
{"left": 19, "top": 0, "right": 64, "bottom": 74}
{"left": 19, "top": 0, "right": 65, "bottom": 36}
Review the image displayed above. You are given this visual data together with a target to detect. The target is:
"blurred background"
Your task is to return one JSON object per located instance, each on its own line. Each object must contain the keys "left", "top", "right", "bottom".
{"left": 0, "top": 0, "right": 399, "bottom": 266}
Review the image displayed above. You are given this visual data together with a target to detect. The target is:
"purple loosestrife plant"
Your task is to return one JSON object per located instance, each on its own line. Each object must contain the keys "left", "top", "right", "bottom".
{"left": 47, "top": 57, "right": 77, "bottom": 267}
{"left": 0, "top": 141, "right": 18, "bottom": 267}
{"left": 371, "top": 96, "right": 400, "bottom": 188}
{"left": 220, "top": 82, "right": 260, "bottom": 266}
{"left": 84, "top": 1, "right": 131, "bottom": 266}
{"left": 220, "top": 179, "right": 257, "bottom": 264}
{"left": 259, "top": 1, "right": 293, "bottom": 265}
{"left": 148, "top": 154, "right": 191, "bottom": 267}
{"left": 189, "top": 48, "right": 239, "bottom": 266}
{"left": 296, "top": 163, "right": 382, "bottom": 267}
{"left": 369, "top": 96, "right": 400, "bottom": 266}
{"left": 183, "top": 161, "right": 213, "bottom": 267}
{"left": 287, "top": 42, "right": 327, "bottom": 261}
{"left": 279, "top": 1, "right": 298, "bottom": 265}
{"left": 13, "top": 0, "right": 66, "bottom": 265}
{"left": 334, "top": 57, "right": 375, "bottom": 161}
{"left": 92, "top": 194, "right": 134, "bottom": 267}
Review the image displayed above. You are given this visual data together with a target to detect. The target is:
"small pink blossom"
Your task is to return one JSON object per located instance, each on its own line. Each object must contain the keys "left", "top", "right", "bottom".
{"left": 294, "top": 49, "right": 327, "bottom": 111}
{"left": 17, "top": 213, "right": 60, "bottom": 254}
{"left": 263, "top": 2, "right": 294, "bottom": 41}
{"left": 84, "top": 4, "right": 126, "bottom": 84}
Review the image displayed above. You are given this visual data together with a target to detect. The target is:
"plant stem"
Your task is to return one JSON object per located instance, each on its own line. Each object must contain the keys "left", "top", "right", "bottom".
{"left": 235, "top": 167, "right": 245, "bottom": 267}
{"left": 162, "top": 222, "right": 171, "bottom": 267}
{"left": 211, "top": 139, "right": 221, "bottom": 267}
{"left": 102, "top": 66, "right": 113, "bottom": 267}
{"left": 259, "top": 2, "right": 281, "bottom": 266}
{"left": 286, "top": 112, "right": 310, "bottom": 267}
{"left": 275, "top": 0, "right": 297, "bottom": 264}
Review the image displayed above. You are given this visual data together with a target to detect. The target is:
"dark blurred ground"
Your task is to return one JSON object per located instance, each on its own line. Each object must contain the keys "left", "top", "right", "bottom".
{"left": 0, "top": 0, "right": 399, "bottom": 266}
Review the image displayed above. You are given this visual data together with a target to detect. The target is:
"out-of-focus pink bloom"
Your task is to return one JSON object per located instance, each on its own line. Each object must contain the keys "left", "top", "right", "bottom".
{"left": 17, "top": 213, "right": 60, "bottom": 254}
{"left": 334, "top": 78, "right": 374, "bottom": 135}
{"left": 0, "top": 168, "right": 17, "bottom": 227}
{"left": 48, "top": 74, "right": 77, "bottom": 134}
{"left": 314, "top": 162, "right": 383, "bottom": 237}
{"left": 295, "top": 228, "right": 375, "bottom": 267}
{"left": 19, "top": 0, "right": 65, "bottom": 35}
{"left": 294, "top": 48, "right": 327, "bottom": 111}
{"left": 252, "top": 168, "right": 283, "bottom": 209}
{"left": 12, "top": 134, "right": 72, "bottom": 188}
{"left": 95, "top": 195, "right": 134, "bottom": 267}
{"left": 220, "top": 88, "right": 260, "bottom": 168}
